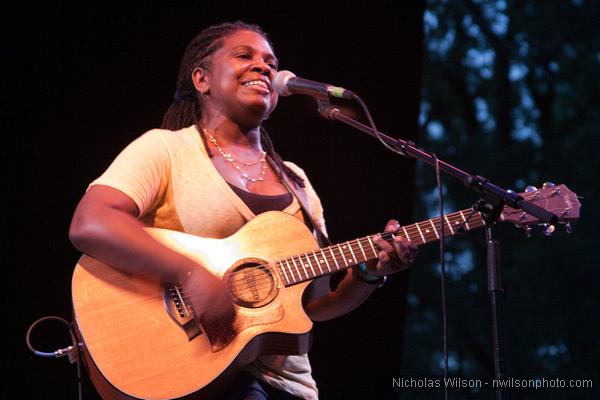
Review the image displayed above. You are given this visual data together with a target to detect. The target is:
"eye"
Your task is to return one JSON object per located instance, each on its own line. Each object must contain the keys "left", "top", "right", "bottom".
{"left": 236, "top": 52, "right": 251, "bottom": 59}
{"left": 266, "top": 59, "right": 278, "bottom": 70}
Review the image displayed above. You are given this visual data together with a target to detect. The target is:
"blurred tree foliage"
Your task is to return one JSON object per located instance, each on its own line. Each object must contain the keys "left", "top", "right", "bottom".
{"left": 401, "top": 1, "right": 600, "bottom": 398}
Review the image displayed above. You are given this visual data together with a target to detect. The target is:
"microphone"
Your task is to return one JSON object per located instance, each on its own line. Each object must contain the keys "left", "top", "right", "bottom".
{"left": 272, "top": 70, "right": 355, "bottom": 99}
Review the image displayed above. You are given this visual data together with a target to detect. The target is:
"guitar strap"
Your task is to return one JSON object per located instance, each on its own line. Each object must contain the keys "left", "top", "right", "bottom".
{"left": 267, "top": 156, "right": 348, "bottom": 290}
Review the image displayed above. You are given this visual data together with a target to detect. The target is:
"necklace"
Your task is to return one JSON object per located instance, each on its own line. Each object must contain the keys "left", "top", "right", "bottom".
{"left": 204, "top": 129, "right": 267, "bottom": 183}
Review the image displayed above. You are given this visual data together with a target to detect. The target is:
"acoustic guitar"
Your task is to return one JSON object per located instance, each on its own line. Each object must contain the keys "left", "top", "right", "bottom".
{"left": 71, "top": 183, "right": 580, "bottom": 399}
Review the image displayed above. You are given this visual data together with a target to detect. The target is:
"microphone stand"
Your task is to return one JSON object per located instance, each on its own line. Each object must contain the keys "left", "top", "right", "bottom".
{"left": 316, "top": 100, "right": 559, "bottom": 400}
{"left": 316, "top": 100, "right": 558, "bottom": 224}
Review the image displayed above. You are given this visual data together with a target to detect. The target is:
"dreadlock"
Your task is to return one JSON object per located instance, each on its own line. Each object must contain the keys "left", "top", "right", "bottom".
{"left": 161, "top": 21, "right": 304, "bottom": 188}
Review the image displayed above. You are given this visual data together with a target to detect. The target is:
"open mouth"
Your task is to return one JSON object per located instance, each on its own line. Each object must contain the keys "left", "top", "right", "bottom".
{"left": 242, "top": 80, "right": 270, "bottom": 93}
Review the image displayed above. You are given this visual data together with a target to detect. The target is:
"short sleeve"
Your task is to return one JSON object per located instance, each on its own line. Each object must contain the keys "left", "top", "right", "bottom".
{"left": 90, "top": 129, "right": 171, "bottom": 216}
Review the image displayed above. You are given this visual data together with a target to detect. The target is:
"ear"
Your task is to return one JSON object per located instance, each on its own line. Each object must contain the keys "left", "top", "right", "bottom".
{"left": 191, "top": 67, "right": 210, "bottom": 95}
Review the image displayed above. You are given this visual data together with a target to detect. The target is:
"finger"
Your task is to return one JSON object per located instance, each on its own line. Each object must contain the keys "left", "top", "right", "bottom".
{"left": 377, "top": 240, "right": 399, "bottom": 268}
{"left": 374, "top": 236, "right": 395, "bottom": 260}
{"left": 406, "top": 240, "right": 418, "bottom": 260}
{"left": 384, "top": 219, "right": 400, "bottom": 233}
{"left": 377, "top": 250, "right": 391, "bottom": 271}
{"left": 393, "top": 236, "right": 417, "bottom": 264}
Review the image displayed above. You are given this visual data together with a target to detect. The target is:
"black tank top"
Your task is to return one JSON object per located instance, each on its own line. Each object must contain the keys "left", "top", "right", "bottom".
{"left": 228, "top": 184, "right": 293, "bottom": 215}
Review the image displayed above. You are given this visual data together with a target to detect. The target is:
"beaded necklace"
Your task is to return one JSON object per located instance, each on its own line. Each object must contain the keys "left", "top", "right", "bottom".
{"left": 204, "top": 129, "right": 267, "bottom": 183}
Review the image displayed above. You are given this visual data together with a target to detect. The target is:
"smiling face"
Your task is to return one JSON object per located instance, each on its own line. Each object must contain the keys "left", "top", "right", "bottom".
{"left": 195, "top": 29, "right": 279, "bottom": 127}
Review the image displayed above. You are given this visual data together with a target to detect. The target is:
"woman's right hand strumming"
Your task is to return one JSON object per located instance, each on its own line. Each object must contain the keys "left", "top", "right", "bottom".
{"left": 181, "top": 267, "right": 236, "bottom": 326}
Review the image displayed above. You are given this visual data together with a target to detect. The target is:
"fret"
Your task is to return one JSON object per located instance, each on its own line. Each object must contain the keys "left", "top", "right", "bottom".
{"left": 337, "top": 244, "right": 351, "bottom": 267}
{"left": 366, "top": 235, "right": 377, "bottom": 257}
{"left": 313, "top": 250, "right": 325, "bottom": 275}
{"left": 314, "top": 251, "right": 325, "bottom": 276}
{"left": 346, "top": 241, "right": 359, "bottom": 264}
{"left": 328, "top": 247, "right": 340, "bottom": 270}
{"left": 284, "top": 258, "right": 296, "bottom": 283}
{"left": 401, "top": 226, "right": 411, "bottom": 242}
{"left": 414, "top": 222, "right": 426, "bottom": 244}
{"left": 356, "top": 239, "right": 367, "bottom": 262}
{"left": 275, "top": 207, "right": 508, "bottom": 287}
{"left": 290, "top": 256, "right": 302, "bottom": 282}
{"left": 428, "top": 218, "right": 440, "bottom": 240}
{"left": 444, "top": 215, "right": 455, "bottom": 235}
{"left": 280, "top": 259, "right": 291, "bottom": 285}
{"left": 450, "top": 214, "right": 463, "bottom": 231}
{"left": 301, "top": 253, "right": 314, "bottom": 280}
{"left": 459, "top": 210, "right": 470, "bottom": 231}
{"left": 306, "top": 251, "right": 317, "bottom": 277}
{"left": 320, "top": 249, "right": 332, "bottom": 273}
{"left": 420, "top": 222, "right": 433, "bottom": 241}
{"left": 296, "top": 255, "right": 307, "bottom": 280}
{"left": 317, "top": 250, "right": 330, "bottom": 274}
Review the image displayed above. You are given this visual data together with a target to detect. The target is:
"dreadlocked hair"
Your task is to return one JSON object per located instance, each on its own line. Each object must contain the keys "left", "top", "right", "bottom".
{"left": 162, "top": 21, "right": 304, "bottom": 188}
{"left": 161, "top": 21, "right": 269, "bottom": 130}
{"left": 260, "top": 127, "right": 305, "bottom": 188}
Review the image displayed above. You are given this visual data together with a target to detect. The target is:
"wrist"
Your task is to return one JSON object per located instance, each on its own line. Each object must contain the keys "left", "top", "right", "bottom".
{"left": 162, "top": 269, "right": 192, "bottom": 286}
{"left": 354, "top": 263, "right": 387, "bottom": 288}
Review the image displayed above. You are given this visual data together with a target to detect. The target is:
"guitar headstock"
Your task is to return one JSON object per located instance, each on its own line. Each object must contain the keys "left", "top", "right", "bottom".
{"left": 500, "top": 182, "right": 581, "bottom": 236}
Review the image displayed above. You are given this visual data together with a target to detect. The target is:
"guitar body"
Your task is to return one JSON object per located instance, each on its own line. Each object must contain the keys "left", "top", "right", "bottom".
{"left": 71, "top": 183, "right": 580, "bottom": 399}
{"left": 72, "top": 211, "right": 318, "bottom": 400}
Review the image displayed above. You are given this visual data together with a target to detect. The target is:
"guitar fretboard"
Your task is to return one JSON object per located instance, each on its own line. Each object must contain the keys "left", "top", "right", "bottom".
{"left": 276, "top": 208, "right": 489, "bottom": 286}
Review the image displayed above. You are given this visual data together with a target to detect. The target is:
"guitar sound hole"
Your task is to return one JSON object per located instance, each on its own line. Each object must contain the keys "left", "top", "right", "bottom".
{"left": 227, "top": 263, "right": 277, "bottom": 308}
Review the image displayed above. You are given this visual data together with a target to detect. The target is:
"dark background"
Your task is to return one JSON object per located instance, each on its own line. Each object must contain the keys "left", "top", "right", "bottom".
{"left": 10, "top": 1, "right": 423, "bottom": 399}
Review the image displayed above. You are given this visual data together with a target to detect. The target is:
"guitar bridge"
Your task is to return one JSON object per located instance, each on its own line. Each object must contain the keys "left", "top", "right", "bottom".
{"left": 163, "top": 285, "right": 202, "bottom": 341}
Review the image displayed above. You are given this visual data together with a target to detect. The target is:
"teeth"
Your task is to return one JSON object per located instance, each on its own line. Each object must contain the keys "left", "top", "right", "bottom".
{"left": 243, "top": 80, "right": 269, "bottom": 90}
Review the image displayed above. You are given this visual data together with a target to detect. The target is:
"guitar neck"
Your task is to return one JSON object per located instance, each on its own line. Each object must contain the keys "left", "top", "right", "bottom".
{"left": 276, "top": 208, "right": 487, "bottom": 286}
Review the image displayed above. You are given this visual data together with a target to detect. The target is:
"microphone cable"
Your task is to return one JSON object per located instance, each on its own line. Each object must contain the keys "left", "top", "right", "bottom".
{"left": 433, "top": 153, "right": 449, "bottom": 400}
{"left": 351, "top": 93, "right": 450, "bottom": 399}
{"left": 350, "top": 94, "right": 405, "bottom": 157}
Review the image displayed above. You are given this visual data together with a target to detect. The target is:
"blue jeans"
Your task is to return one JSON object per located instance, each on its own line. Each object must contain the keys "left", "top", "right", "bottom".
{"left": 224, "top": 372, "right": 303, "bottom": 400}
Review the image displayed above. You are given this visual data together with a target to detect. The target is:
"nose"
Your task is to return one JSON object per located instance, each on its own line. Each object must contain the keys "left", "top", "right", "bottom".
{"left": 250, "top": 59, "right": 273, "bottom": 76}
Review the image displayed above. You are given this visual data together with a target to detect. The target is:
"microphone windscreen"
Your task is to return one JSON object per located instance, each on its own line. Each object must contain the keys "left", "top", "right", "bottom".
{"left": 272, "top": 70, "right": 296, "bottom": 96}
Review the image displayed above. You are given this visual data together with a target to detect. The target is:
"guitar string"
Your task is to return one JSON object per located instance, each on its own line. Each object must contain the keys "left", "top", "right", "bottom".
{"left": 225, "top": 215, "right": 487, "bottom": 296}
{"left": 225, "top": 211, "right": 480, "bottom": 287}
{"left": 225, "top": 212, "right": 484, "bottom": 291}
{"left": 225, "top": 210, "right": 480, "bottom": 287}
{"left": 226, "top": 235, "right": 382, "bottom": 293}
{"left": 224, "top": 190, "right": 560, "bottom": 298}
{"left": 217, "top": 190, "right": 549, "bottom": 297}
{"left": 225, "top": 234, "right": 383, "bottom": 293}
{"left": 226, "top": 187, "right": 553, "bottom": 283}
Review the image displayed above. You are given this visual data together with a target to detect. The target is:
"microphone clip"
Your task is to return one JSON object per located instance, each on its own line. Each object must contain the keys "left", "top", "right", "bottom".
{"left": 316, "top": 99, "right": 340, "bottom": 120}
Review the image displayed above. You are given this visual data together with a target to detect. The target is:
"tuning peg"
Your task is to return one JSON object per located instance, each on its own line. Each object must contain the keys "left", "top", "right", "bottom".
{"left": 523, "top": 225, "right": 532, "bottom": 238}
{"left": 525, "top": 185, "right": 538, "bottom": 193}
{"left": 542, "top": 224, "right": 556, "bottom": 236}
{"left": 542, "top": 182, "right": 555, "bottom": 189}
{"left": 563, "top": 222, "right": 573, "bottom": 234}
